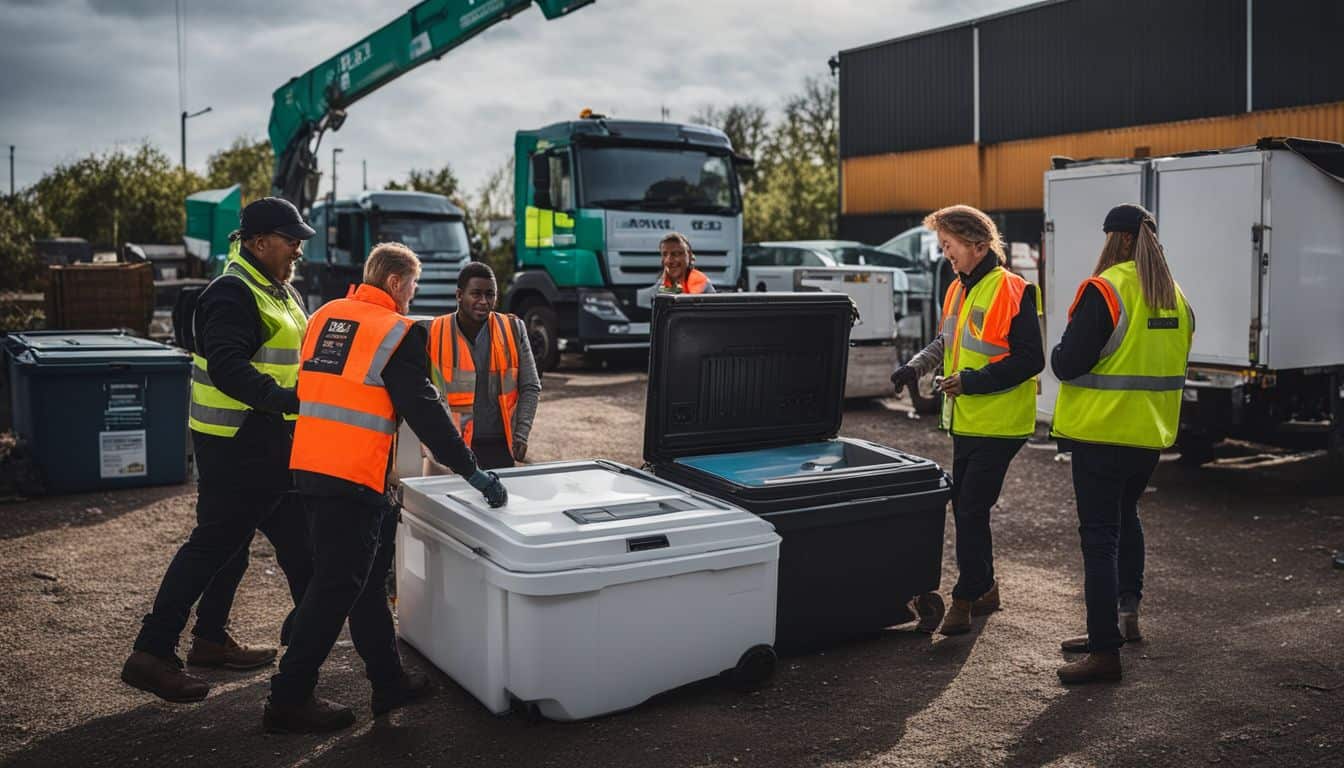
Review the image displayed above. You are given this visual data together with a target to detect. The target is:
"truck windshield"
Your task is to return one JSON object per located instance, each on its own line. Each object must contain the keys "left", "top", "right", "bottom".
{"left": 374, "top": 216, "right": 469, "bottom": 260}
{"left": 579, "top": 146, "right": 739, "bottom": 214}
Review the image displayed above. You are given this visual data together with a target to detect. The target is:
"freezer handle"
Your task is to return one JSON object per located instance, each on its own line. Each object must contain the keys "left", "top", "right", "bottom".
{"left": 626, "top": 535, "right": 670, "bottom": 552}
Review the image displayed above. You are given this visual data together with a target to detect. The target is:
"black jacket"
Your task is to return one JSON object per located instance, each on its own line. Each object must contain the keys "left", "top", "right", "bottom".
{"left": 191, "top": 246, "right": 303, "bottom": 494}
{"left": 294, "top": 322, "right": 479, "bottom": 507}
{"left": 956, "top": 256, "right": 1046, "bottom": 396}
{"left": 1050, "top": 283, "right": 1114, "bottom": 382}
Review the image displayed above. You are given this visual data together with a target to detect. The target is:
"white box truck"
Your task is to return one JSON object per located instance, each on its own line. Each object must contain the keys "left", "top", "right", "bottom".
{"left": 1042, "top": 138, "right": 1344, "bottom": 467}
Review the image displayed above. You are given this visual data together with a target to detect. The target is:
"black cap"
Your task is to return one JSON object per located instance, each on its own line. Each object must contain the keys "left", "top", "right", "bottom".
{"left": 1102, "top": 203, "right": 1155, "bottom": 235}
{"left": 238, "top": 197, "right": 316, "bottom": 241}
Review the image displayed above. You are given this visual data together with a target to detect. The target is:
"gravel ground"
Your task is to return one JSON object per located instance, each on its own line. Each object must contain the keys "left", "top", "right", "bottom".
{"left": 1, "top": 356, "right": 1341, "bottom": 767}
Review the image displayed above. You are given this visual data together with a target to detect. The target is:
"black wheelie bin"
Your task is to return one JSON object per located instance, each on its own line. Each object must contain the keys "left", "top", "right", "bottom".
{"left": 644, "top": 292, "right": 950, "bottom": 653}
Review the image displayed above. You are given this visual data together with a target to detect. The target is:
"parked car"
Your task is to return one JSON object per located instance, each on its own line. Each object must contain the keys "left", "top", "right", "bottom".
{"left": 741, "top": 243, "right": 840, "bottom": 292}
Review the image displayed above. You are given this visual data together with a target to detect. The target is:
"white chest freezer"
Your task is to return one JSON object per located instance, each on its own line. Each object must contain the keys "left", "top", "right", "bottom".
{"left": 396, "top": 460, "right": 781, "bottom": 721}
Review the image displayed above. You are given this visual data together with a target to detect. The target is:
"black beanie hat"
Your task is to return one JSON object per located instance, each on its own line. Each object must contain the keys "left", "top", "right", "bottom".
{"left": 1102, "top": 203, "right": 1155, "bottom": 235}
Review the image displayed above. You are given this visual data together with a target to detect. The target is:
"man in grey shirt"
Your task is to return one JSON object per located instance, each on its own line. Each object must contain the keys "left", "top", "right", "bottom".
{"left": 424, "top": 261, "right": 540, "bottom": 470}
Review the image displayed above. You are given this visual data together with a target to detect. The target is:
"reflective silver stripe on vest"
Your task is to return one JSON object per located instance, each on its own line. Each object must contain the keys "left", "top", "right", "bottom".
{"left": 1096, "top": 277, "right": 1128, "bottom": 360}
{"left": 363, "top": 321, "right": 412, "bottom": 386}
{"left": 190, "top": 401, "right": 249, "bottom": 427}
{"left": 299, "top": 401, "right": 397, "bottom": 434}
{"left": 1066, "top": 373, "right": 1185, "bottom": 391}
{"left": 443, "top": 372, "right": 476, "bottom": 394}
{"left": 192, "top": 365, "right": 213, "bottom": 387}
{"left": 960, "top": 324, "right": 1010, "bottom": 357}
{"left": 253, "top": 346, "right": 300, "bottom": 365}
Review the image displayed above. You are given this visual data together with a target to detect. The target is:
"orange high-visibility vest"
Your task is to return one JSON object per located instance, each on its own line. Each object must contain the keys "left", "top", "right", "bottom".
{"left": 660, "top": 268, "right": 711, "bottom": 294}
{"left": 289, "top": 284, "right": 413, "bottom": 494}
{"left": 427, "top": 311, "right": 521, "bottom": 452}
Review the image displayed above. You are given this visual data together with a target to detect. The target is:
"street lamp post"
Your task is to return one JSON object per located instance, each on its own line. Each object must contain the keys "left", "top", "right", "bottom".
{"left": 181, "top": 106, "right": 213, "bottom": 171}
{"left": 331, "top": 147, "right": 344, "bottom": 203}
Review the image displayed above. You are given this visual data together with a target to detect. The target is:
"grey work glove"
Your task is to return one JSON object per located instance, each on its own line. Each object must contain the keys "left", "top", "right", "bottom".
{"left": 890, "top": 365, "right": 918, "bottom": 395}
{"left": 467, "top": 469, "right": 508, "bottom": 508}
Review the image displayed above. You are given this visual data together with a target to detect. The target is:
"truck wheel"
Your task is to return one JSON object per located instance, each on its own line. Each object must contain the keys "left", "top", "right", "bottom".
{"left": 725, "top": 645, "right": 776, "bottom": 692}
{"left": 522, "top": 303, "right": 560, "bottom": 372}
{"left": 1176, "top": 433, "right": 1216, "bottom": 466}
{"left": 755, "top": 282, "right": 767, "bottom": 292}
{"left": 907, "top": 371, "right": 940, "bottom": 415}
{"left": 1328, "top": 428, "right": 1344, "bottom": 474}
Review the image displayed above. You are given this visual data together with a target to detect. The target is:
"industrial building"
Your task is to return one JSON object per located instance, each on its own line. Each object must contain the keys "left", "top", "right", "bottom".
{"left": 835, "top": 0, "right": 1344, "bottom": 245}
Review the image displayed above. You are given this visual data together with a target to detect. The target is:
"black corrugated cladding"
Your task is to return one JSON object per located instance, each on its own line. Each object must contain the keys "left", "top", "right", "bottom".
{"left": 1253, "top": 0, "right": 1344, "bottom": 110}
{"left": 977, "top": 0, "right": 1245, "bottom": 144}
{"left": 839, "top": 26, "right": 974, "bottom": 158}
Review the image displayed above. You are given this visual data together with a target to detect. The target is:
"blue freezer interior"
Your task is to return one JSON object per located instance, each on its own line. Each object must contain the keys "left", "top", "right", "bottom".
{"left": 672, "top": 440, "right": 903, "bottom": 487}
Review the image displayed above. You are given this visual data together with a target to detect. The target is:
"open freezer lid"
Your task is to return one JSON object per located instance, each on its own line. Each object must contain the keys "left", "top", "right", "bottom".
{"left": 643, "top": 292, "right": 853, "bottom": 463}
{"left": 399, "top": 460, "right": 777, "bottom": 574}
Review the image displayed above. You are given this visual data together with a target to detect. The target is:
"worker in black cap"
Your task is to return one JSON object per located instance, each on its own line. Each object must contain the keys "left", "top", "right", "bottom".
{"left": 122, "top": 197, "right": 317, "bottom": 703}
{"left": 1049, "top": 203, "right": 1193, "bottom": 684}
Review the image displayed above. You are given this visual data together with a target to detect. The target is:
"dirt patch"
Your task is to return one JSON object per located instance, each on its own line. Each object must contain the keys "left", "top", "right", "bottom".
{"left": 2, "top": 366, "right": 1341, "bottom": 767}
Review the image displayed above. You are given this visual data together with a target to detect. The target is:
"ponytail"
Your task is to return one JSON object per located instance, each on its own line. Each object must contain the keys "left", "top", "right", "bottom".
{"left": 1093, "top": 223, "right": 1177, "bottom": 310}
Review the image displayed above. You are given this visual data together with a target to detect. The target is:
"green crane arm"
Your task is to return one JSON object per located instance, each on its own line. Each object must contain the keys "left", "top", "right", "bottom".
{"left": 269, "top": 0, "right": 593, "bottom": 211}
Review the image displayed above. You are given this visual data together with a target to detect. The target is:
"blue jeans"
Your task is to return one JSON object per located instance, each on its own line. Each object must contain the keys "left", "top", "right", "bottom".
{"left": 1069, "top": 441, "right": 1159, "bottom": 652}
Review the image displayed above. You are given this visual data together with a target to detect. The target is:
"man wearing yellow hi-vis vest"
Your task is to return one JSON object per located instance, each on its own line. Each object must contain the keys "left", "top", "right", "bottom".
{"left": 123, "top": 198, "right": 316, "bottom": 705}
{"left": 1051, "top": 204, "right": 1193, "bottom": 686}
{"left": 891, "top": 205, "right": 1043, "bottom": 637}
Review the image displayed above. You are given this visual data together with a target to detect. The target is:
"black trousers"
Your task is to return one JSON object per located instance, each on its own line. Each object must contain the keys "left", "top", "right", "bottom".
{"left": 269, "top": 494, "right": 402, "bottom": 706}
{"left": 949, "top": 435, "right": 1026, "bottom": 602}
{"left": 1069, "top": 441, "right": 1159, "bottom": 652}
{"left": 135, "top": 490, "right": 312, "bottom": 658}
{"left": 472, "top": 435, "right": 515, "bottom": 470}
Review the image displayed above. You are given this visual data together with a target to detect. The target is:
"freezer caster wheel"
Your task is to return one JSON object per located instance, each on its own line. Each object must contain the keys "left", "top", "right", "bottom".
{"left": 509, "top": 696, "right": 543, "bottom": 723}
{"left": 727, "top": 645, "right": 777, "bottom": 691}
{"left": 911, "top": 592, "right": 945, "bottom": 634}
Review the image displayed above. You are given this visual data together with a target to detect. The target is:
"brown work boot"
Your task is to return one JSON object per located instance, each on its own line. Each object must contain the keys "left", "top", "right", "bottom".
{"left": 121, "top": 651, "right": 210, "bottom": 703}
{"left": 937, "top": 598, "right": 973, "bottom": 635}
{"left": 371, "top": 670, "right": 435, "bottom": 716}
{"left": 263, "top": 696, "right": 356, "bottom": 734}
{"left": 1060, "top": 612, "right": 1143, "bottom": 653}
{"left": 187, "top": 632, "right": 277, "bottom": 670}
{"left": 1057, "top": 652, "right": 1122, "bottom": 684}
{"left": 971, "top": 581, "right": 1000, "bottom": 615}
{"left": 910, "top": 592, "right": 946, "bottom": 634}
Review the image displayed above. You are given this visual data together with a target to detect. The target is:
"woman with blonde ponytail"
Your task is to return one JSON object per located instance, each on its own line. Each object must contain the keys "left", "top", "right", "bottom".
{"left": 891, "top": 204, "right": 1044, "bottom": 636}
{"left": 1050, "top": 204, "right": 1194, "bottom": 685}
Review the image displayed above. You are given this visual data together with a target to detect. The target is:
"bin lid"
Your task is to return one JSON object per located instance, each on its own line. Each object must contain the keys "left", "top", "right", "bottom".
{"left": 398, "top": 460, "right": 777, "bottom": 574}
{"left": 6, "top": 331, "right": 189, "bottom": 367}
{"left": 643, "top": 292, "right": 853, "bottom": 463}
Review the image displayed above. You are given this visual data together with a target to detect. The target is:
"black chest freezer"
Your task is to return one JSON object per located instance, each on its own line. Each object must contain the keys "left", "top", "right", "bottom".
{"left": 644, "top": 292, "right": 950, "bottom": 652}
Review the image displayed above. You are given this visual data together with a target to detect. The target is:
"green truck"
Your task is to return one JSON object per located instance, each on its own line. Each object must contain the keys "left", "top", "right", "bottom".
{"left": 506, "top": 115, "right": 746, "bottom": 369}
{"left": 186, "top": 0, "right": 750, "bottom": 354}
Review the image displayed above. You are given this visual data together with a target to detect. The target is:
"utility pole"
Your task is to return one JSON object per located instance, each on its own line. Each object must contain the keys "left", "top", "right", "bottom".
{"left": 8, "top": 145, "right": 13, "bottom": 198}
{"left": 331, "top": 147, "right": 344, "bottom": 203}
{"left": 362, "top": 159, "right": 368, "bottom": 190}
{"left": 180, "top": 106, "right": 212, "bottom": 171}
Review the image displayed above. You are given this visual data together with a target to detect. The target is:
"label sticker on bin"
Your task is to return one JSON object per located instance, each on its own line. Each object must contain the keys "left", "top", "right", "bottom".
{"left": 100, "top": 430, "right": 148, "bottom": 478}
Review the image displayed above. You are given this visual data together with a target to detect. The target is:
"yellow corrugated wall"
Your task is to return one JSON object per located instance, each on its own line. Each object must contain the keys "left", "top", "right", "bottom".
{"left": 843, "top": 102, "right": 1344, "bottom": 215}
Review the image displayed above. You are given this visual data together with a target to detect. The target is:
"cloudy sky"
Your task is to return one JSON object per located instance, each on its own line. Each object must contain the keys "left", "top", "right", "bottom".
{"left": 0, "top": 0, "right": 1020, "bottom": 199}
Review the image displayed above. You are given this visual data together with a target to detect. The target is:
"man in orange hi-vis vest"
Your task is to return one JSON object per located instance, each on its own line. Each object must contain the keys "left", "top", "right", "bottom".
{"left": 265, "top": 243, "right": 507, "bottom": 735}
{"left": 426, "top": 261, "right": 540, "bottom": 471}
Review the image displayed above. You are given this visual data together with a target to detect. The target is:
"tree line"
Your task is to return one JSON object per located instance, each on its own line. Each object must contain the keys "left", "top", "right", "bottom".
{"left": 0, "top": 75, "right": 839, "bottom": 293}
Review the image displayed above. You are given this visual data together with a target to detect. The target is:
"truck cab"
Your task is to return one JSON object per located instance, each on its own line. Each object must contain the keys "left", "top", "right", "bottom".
{"left": 505, "top": 116, "right": 745, "bottom": 370}
{"left": 300, "top": 190, "right": 471, "bottom": 315}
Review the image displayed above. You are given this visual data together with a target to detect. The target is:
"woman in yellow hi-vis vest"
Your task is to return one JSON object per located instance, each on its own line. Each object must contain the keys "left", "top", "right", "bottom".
{"left": 1050, "top": 204, "right": 1193, "bottom": 685}
{"left": 891, "top": 205, "right": 1043, "bottom": 635}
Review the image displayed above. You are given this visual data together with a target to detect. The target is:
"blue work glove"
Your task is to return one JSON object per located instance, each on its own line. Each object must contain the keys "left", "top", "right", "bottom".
{"left": 467, "top": 469, "right": 508, "bottom": 508}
